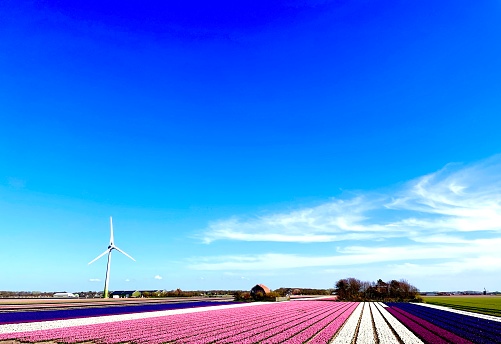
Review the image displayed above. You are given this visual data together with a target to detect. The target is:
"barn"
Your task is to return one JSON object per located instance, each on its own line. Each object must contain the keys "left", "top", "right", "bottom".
{"left": 250, "top": 284, "right": 271, "bottom": 300}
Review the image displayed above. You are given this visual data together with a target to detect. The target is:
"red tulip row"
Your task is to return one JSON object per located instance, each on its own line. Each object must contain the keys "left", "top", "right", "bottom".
{"left": 0, "top": 301, "right": 358, "bottom": 343}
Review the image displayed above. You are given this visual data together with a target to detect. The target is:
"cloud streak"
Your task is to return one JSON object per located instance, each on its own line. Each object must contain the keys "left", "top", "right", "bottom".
{"left": 202, "top": 197, "right": 391, "bottom": 244}
{"left": 189, "top": 237, "right": 501, "bottom": 271}
{"left": 193, "top": 155, "right": 501, "bottom": 275}
{"left": 201, "top": 156, "right": 501, "bottom": 244}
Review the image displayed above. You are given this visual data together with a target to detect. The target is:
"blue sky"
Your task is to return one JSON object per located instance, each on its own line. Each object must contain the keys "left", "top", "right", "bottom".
{"left": 1, "top": 0, "right": 501, "bottom": 293}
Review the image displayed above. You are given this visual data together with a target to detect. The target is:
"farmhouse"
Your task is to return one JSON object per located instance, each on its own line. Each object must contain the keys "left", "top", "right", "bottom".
{"left": 375, "top": 281, "right": 388, "bottom": 294}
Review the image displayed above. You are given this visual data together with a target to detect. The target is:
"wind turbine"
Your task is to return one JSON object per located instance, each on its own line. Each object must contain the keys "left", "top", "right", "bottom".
{"left": 89, "top": 217, "right": 135, "bottom": 298}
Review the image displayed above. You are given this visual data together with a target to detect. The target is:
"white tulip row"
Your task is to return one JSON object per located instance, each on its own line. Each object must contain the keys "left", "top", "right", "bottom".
{"left": 415, "top": 302, "right": 501, "bottom": 322}
{"left": 373, "top": 302, "right": 424, "bottom": 344}
{"left": 356, "top": 303, "right": 376, "bottom": 344}
{"left": 330, "top": 302, "right": 424, "bottom": 344}
{"left": 331, "top": 302, "right": 364, "bottom": 344}
{"left": 369, "top": 302, "right": 399, "bottom": 344}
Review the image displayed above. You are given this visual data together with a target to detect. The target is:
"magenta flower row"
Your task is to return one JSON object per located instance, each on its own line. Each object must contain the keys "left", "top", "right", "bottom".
{"left": 0, "top": 301, "right": 358, "bottom": 344}
{"left": 386, "top": 306, "right": 474, "bottom": 344}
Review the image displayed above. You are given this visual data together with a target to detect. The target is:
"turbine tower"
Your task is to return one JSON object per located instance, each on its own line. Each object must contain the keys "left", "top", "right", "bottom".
{"left": 88, "top": 217, "right": 135, "bottom": 298}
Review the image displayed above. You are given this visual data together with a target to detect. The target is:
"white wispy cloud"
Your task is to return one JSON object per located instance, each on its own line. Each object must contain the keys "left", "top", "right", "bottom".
{"left": 201, "top": 155, "right": 501, "bottom": 244}
{"left": 189, "top": 237, "right": 501, "bottom": 270}
{"left": 89, "top": 278, "right": 101, "bottom": 282}
{"left": 154, "top": 275, "right": 162, "bottom": 280}
{"left": 193, "top": 155, "right": 501, "bottom": 275}
{"left": 201, "top": 197, "right": 390, "bottom": 244}
{"left": 386, "top": 157, "right": 501, "bottom": 233}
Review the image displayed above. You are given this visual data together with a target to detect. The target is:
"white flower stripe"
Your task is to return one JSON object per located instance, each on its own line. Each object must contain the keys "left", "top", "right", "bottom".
{"left": 355, "top": 302, "right": 375, "bottom": 344}
{"left": 373, "top": 302, "right": 423, "bottom": 344}
{"left": 331, "top": 302, "right": 364, "bottom": 344}
{"left": 369, "top": 302, "right": 399, "bottom": 343}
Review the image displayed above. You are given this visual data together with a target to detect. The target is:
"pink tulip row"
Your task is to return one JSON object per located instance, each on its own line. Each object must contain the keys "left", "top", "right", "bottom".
{"left": 0, "top": 301, "right": 359, "bottom": 343}
{"left": 331, "top": 302, "right": 364, "bottom": 343}
{"left": 6, "top": 303, "right": 281, "bottom": 343}
{"left": 180, "top": 301, "right": 355, "bottom": 344}
{"left": 287, "top": 302, "right": 358, "bottom": 344}
{"left": 143, "top": 301, "right": 342, "bottom": 343}
{"left": 225, "top": 302, "right": 357, "bottom": 343}
{"left": 171, "top": 301, "right": 350, "bottom": 343}
{"left": 307, "top": 311, "right": 355, "bottom": 343}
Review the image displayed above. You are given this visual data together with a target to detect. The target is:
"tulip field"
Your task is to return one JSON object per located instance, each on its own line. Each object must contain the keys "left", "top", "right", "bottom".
{"left": 0, "top": 300, "right": 500, "bottom": 343}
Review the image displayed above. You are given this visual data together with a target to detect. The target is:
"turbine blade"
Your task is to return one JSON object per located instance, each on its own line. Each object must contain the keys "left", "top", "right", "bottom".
{"left": 110, "top": 216, "right": 114, "bottom": 245}
{"left": 88, "top": 249, "right": 110, "bottom": 265}
{"left": 114, "top": 246, "right": 136, "bottom": 262}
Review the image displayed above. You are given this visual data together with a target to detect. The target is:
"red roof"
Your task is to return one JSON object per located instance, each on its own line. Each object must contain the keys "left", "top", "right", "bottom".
{"left": 254, "top": 284, "right": 271, "bottom": 294}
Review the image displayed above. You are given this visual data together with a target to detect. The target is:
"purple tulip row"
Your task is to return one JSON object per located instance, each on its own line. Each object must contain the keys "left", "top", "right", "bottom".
{"left": 0, "top": 301, "right": 236, "bottom": 324}
{"left": 391, "top": 303, "right": 501, "bottom": 344}
{"left": 0, "top": 301, "right": 359, "bottom": 343}
{"left": 386, "top": 306, "right": 474, "bottom": 344}
{"left": 388, "top": 303, "right": 501, "bottom": 344}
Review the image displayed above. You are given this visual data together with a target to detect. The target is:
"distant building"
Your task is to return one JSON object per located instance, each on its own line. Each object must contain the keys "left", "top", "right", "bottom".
{"left": 250, "top": 284, "right": 271, "bottom": 300}
{"left": 375, "top": 281, "right": 388, "bottom": 294}
{"left": 53, "top": 292, "right": 78, "bottom": 298}
{"left": 109, "top": 290, "right": 138, "bottom": 298}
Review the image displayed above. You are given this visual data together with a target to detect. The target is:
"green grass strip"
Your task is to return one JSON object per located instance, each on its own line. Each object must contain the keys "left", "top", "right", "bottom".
{"left": 421, "top": 296, "right": 501, "bottom": 317}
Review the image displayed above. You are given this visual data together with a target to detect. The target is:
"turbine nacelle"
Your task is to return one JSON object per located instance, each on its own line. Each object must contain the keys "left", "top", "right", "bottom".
{"left": 88, "top": 216, "right": 135, "bottom": 265}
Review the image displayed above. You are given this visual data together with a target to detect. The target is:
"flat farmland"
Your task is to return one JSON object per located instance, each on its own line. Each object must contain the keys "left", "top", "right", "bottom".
{"left": 422, "top": 295, "right": 501, "bottom": 317}
{"left": 0, "top": 296, "right": 233, "bottom": 307}
{"left": 1, "top": 300, "right": 500, "bottom": 343}
{"left": 0, "top": 298, "right": 235, "bottom": 324}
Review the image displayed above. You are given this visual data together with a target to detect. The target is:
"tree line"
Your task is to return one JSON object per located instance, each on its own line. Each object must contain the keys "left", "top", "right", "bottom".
{"left": 234, "top": 287, "right": 332, "bottom": 302}
{"left": 335, "top": 278, "right": 421, "bottom": 302}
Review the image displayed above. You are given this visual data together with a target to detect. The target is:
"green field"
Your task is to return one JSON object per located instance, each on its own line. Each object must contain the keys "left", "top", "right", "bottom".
{"left": 422, "top": 296, "right": 501, "bottom": 317}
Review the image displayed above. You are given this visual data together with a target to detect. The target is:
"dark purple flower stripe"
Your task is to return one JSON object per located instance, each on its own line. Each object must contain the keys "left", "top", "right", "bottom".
{"left": 386, "top": 303, "right": 501, "bottom": 344}
{"left": 0, "top": 301, "right": 358, "bottom": 343}
{"left": 388, "top": 306, "right": 473, "bottom": 344}
{"left": 0, "top": 301, "right": 236, "bottom": 324}
{"left": 386, "top": 307, "right": 450, "bottom": 344}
